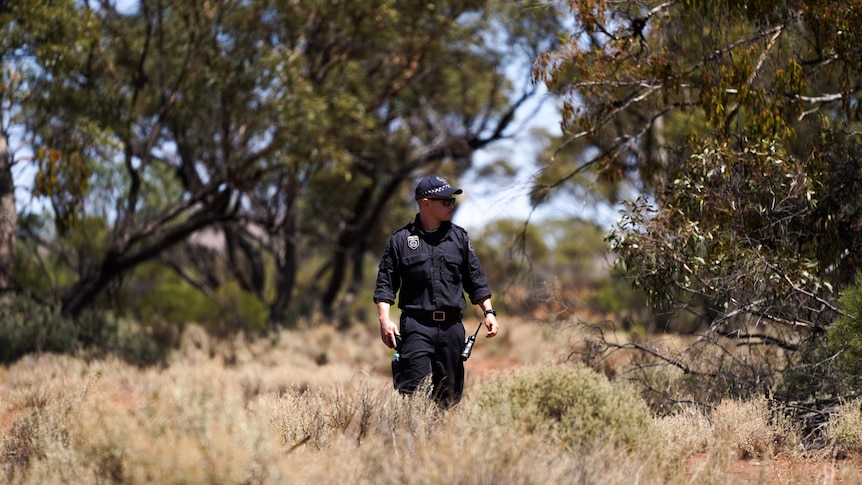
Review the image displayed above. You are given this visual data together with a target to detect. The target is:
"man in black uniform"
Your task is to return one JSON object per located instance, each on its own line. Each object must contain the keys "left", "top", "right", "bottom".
{"left": 374, "top": 175, "right": 499, "bottom": 407}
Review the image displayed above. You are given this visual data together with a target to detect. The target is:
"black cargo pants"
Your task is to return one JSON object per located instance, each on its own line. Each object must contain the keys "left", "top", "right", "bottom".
{"left": 393, "top": 312, "right": 466, "bottom": 407}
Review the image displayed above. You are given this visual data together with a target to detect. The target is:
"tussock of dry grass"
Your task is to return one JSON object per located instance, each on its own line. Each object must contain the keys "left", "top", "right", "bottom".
{"left": 1, "top": 318, "right": 860, "bottom": 484}
{"left": 827, "top": 399, "right": 862, "bottom": 455}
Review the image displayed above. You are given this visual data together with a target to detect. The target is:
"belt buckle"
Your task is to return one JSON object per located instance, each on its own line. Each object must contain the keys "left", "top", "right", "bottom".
{"left": 432, "top": 310, "right": 446, "bottom": 322}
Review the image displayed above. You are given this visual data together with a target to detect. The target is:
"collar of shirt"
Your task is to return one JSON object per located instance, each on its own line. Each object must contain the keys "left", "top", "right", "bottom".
{"left": 410, "top": 215, "right": 452, "bottom": 237}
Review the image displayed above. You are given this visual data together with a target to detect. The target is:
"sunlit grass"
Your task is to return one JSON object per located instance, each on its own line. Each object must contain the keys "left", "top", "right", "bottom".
{"left": 1, "top": 318, "right": 861, "bottom": 484}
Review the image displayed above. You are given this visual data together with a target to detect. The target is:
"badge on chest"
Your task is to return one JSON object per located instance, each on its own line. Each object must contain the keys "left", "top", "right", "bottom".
{"left": 407, "top": 235, "right": 420, "bottom": 250}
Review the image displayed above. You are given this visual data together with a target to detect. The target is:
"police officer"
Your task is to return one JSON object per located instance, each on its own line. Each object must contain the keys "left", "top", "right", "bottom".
{"left": 374, "top": 175, "right": 499, "bottom": 407}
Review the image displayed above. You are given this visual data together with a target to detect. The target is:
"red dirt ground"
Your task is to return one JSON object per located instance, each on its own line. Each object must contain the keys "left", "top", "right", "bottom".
{"left": 687, "top": 453, "right": 861, "bottom": 484}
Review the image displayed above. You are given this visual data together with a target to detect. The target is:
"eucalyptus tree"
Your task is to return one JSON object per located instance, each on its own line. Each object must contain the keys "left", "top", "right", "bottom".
{"left": 534, "top": 0, "right": 862, "bottom": 325}
{"left": 25, "top": 0, "right": 313, "bottom": 317}
{"left": 284, "top": 1, "right": 564, "bottom": 322}
{"left": 0, "top": 0, "right": 82, "bottom": 295}
{"left": 21, "top": 0, "right": 565, "bottom": 324}
{"left": 532, "top": 0, "right": 862, "bottom": 405}
{"left": 150, "top": 0, "right": 566, "bottom": 327}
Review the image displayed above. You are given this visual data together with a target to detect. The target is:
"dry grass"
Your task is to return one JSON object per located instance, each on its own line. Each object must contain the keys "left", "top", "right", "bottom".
{"left": 826, "top": 398, "right": 862, "bottom": 455}
{"left": 1, "top": 318, "right": 861, "bottom": 484}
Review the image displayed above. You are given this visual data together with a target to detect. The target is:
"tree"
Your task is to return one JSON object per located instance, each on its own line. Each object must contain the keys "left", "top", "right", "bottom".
{"left": 303, "top": 0, "right": 565, "bottom": 322}
{"left": 24, "top": 0, "right": 300, "bottom": 316}
{"left": 0, "top": 0, "right": 82, "bottom": 296}
{"left": 535, "top": 0, "right": 861, "bottom": 190}
{"left": 471, "top": 216, "right": 634, "bottom": 323}
{"left": 532, "top": 0, "right": 862, "bottom": 406}
{"left": 535, "top": 1, "right": 862, "bottom": 325}
{"left": 17, "top": 0, "right": 565, "bottom": 326}
{"left": 114, "top": 0, "right": 566, "bottom": 328}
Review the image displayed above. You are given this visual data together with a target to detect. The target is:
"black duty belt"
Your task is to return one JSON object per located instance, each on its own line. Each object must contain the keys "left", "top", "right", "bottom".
{"left": 404, "top": 309, "right": 462, "bottom": 324}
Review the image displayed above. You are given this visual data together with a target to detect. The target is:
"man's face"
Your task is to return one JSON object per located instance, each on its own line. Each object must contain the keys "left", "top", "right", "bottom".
{"left": 423, "top": 196, "right": 456, "bottom": 220}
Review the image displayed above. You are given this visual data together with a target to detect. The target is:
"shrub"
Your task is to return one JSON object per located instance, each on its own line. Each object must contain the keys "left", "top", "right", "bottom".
{"left": 0, "top": 296, "right": 79, "bottom": 363}
{"left": 0, "top": 295, "right": 164, "bottom": 366}
{"left": 653, "top": 405, "right": 710, "bottom": 459}
{"left": 827, "top": 273, "right": 862, "bottom": 384}
{"left": 468, "top": 364, "right": 653, "bottom": 452}
{"left": 126, "top": 274, "right": 213, "bottom": 326}
{"left": 76, "top": 310, "right": 165, "bottom": 366}
{"left": 202, "top": 281, "right": 269, "bottom": 335}
{"left": 711, "top": 398, "right": 786, "bottom": 460}
{"left": 826, "top": 399, "right": 862, "bottom": 456}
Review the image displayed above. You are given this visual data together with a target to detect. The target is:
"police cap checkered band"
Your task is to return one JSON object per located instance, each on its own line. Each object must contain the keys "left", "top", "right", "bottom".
{"left": 414, "top": 176, "right": 463, "bottom": 200}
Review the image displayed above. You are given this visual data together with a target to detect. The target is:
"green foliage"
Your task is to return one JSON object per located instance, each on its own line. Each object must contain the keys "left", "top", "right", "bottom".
{"left": 540, "top": 0, "right": 862, "bottom": 146}
{"left": 596, "top": 117, "right": 862, "bottom": 410}
{"left": 8, "top": 0, "right": 565, "bottom": 320}
{"left": 206, "top": 281, "right": 269, "bottom": 335}
{"left": 0, "top": 296, "right": 78, "bottom": 362}
{"left": 470, "top": 364, "right": 653, "bottom": 451}
{"left": 471, "top": 216, "right": 638, "bottom": 321}
{"left": 33, "top": 146, "right": 93, "bottom": 237}
{"left": 14, "top": 214, "right": 111, "bottom": 305}
{"left": 827, "top": 273, "right": 862, "bottom": 383}
{"left": 584, "top": 280, "right": 627, "bottom": 314}
{"left": 584, "top": 274, "right": 653, "bottom": 330}
{"left": 609, "top": 138, "right": 833, "bottom": 331}
{"left": 776, "top": 337, "right": 850, "bottom": 404}
{"left": 471, "top": 218, "right": 550, "bottom": 290}
{"left": 532, "top": 0, "right": 862, "bottom": 328}
{"left": 125, "top": 263, "right": 267, "bottom": 335}
{"left": 75, "top": 310, "right": 165, "bottom": 367}
{"left": 13, "top": 214, "right": 60, "bottom": 299}
{"left": 125, "top": 262, "right": 213, "bottom": 326}
{"left": 0, "top": 296, "right": 163, "bottom": 366}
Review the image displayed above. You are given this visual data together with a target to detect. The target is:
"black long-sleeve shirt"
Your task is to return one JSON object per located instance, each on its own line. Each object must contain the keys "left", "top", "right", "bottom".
{"left": 374, "top": 215, "right": 491, "bottom": 312}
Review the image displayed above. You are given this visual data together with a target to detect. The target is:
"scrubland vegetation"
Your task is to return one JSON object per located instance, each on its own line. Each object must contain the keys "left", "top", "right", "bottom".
{"left": 3, "top": 314, "right": 862, "bottom": 484}
{"left": 4, "top": 2, "right": 862, "bottom": 483}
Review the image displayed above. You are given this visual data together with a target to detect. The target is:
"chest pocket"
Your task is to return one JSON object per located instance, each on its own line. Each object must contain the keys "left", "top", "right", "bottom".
{"left": 401, "top": 251, "right": 431, "bottom": 281}
{"left": 442, "top": 251, "right": 463, "bottom": 282}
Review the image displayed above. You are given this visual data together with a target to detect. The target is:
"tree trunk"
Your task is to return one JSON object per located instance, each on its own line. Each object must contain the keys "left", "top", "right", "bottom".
{"left": 61, "top": 252, "right": 124, "bottom": 317}
{"left": 224, "top": 224, "right": 265, "bottom": 298}
{"left": 335, "top": 238, "right": 368, "bottom": 329}
{"left": 321, "top": 184, "right": 374, "bottom": 313}
{"left": 319, "top": 174, "right": 409, "bottom": 315}
{"left": 61, "top": 190, "right": 234, "bottom": 317}
{"left": 0, "top": 131, "right": 16, "bottom": 297}
{"left": 268, "top": 204, "right": 298, "bottom": 328}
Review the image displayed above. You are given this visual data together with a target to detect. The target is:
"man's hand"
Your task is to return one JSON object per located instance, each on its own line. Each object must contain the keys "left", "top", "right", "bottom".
{"left": 484, "top": 313, "right": 499, "bottom": 338}
{"left": 380, "top": 318, "right": 399, "bottom": 348}
{"left": 377, "top": 301, "right": 400, "bottom": 348}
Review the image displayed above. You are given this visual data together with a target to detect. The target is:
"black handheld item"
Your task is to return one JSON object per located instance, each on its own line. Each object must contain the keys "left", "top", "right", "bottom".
{"left": 391, "top": 334, "right": 405, "bottom": 390}
{"left": 460, "top": 321, "right": 483, "bottom": 361}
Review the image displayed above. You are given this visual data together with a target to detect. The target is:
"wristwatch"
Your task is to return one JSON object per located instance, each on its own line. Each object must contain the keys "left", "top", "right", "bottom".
{"left": 483, "top": 308, "right": 497, "bottom": 317}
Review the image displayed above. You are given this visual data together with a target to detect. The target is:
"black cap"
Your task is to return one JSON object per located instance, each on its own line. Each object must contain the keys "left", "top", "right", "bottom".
{"left": 414, "top": 175, "right": 463, "bottom": 200}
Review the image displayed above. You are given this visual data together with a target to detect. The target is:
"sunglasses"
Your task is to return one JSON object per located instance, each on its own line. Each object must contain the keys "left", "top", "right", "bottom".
{"left": 427, "top": 197, "right": 457, "bottom": 207}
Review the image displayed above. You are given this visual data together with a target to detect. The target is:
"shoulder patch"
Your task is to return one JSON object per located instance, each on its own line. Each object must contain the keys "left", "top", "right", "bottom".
{"left": 407, "top": 235, "right": 420, "bottom": 250}
{"left": 468, "top": 241, "right": 475, "bottom": 253}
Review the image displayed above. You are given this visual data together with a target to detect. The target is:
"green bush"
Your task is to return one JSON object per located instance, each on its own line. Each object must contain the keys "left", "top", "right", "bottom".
{"left": 827, "top": 273, "right": 862, "bottom": 384}
{"left": 469, "top": 364, "right": 654, "bottom": 452}
{"left": 201, "top": 281, "right": 268, "bottom": 335}
{"left": 124, "top": 262, "right": 214, "bottom": 326}
{"left": 0, "top": 296, "right": 79, "bottom": 362}
{"left": 126, "top": 263, "right": 268, "bottom": 335}
{"left": 76, "top": 310, "right": 165, "bottom": 366}
{"left": 0, "top": 296, "right": 163, "bottom": 366}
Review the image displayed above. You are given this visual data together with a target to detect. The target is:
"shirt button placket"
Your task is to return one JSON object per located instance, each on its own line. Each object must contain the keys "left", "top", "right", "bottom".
{"left": 432, "top": 247, "right": 441, "bottom": 306}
